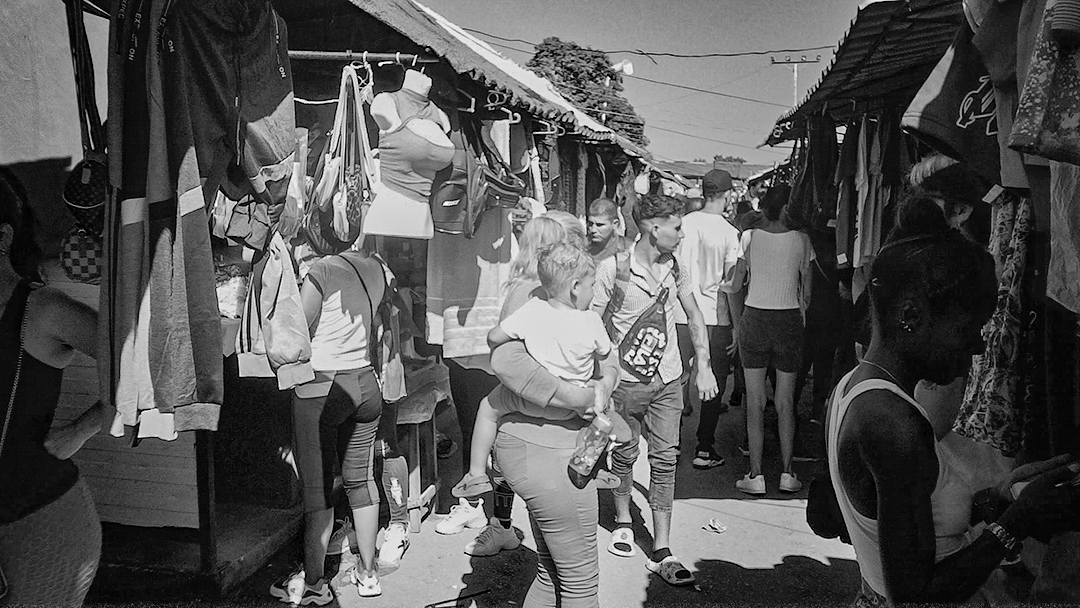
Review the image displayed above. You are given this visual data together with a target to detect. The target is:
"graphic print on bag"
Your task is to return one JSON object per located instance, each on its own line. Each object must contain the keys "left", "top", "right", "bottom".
{"left": 617, "top": 288, "right": 670, "bottom": 382}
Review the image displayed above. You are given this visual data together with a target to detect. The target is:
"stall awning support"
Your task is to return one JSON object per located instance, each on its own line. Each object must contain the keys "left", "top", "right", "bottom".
{"left": 288, "top": 50, "right": 440, "bottom": 64}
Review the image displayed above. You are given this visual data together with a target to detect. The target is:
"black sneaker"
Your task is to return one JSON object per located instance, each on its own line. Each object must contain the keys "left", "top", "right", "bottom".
{"left": 436, "top": 432, "right": 457, "bottom": 460}
{"left": 728, "top": 392, "right": 742, "bottom": 408}
{"left": 692, "top": 450, "right": 725, "bottom": 469}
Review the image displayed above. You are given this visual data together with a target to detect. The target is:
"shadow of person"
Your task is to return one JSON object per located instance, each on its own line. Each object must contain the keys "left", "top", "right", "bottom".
{"left": 644, "top": 554, "right": 861, "bottom": 607}
{"left": 452, "top": 533, "right": 537, "bottom": 608}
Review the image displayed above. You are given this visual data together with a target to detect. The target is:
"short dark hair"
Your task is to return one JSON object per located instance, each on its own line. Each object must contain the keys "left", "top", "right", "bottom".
{"left": 632, "top": 193, "right": 683, "bottom": 228}
{"left": 760, "top": 184, "right": 790, "bottom": 222}
{"left": 588, "top": 198, "right": 619, "bottom": 220}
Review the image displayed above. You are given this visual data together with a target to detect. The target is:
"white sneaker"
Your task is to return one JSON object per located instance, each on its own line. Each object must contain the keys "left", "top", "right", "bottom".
{"left": 269, "top": 570, "right": 333, "bottom": 605}
{"left": 464, "top": 518, "right": 521, "bottom": 556}
{"left": 735, "top": 473, "right": 766, "bottom": 495}
{"left": 351, "top": 566, "right": 381, "bottom": 598}
{"left": 377, "top": 523, "right": 410, "bottom": 572}
{"left": 780, "top": 472, "right": 803, "bottom": 493}
{"left": 435, "top": 498, "right": 487, "bottom": 535}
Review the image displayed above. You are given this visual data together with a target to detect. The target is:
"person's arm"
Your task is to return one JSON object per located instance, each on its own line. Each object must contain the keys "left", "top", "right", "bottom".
{"left": 719, "top": 240, "right": 742, "bottom": 356}
{"left": 44, "top": 401, "right": 105, "bottom": 460}
{"left": 677, "top": 287, "right": 719, "bottom": 402}
{"left": 299, "top": 277, "right": 323, "bottom": 336}
{"left": 490, "top": 341, "right": 595, "bottom": 411}
{"left": 487, "top": 325, "right": 513, "bottom": 350}
{"left": 800, "top": 236, "right": 814, "bottom": 317}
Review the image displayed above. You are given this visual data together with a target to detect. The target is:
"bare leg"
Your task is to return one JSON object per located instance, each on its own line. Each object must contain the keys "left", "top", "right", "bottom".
{"left": 775, "top": 370, "right": 798, "bottom": 474}
{"left": 466, "top": 398, "right": 500, "bottom": 479}
{"left": 351, "top": 504, "right": 380, "bottom": 574}
{"left": 614, "top": 492, "right": 632, "bottom": 526}
{"left": 744, "top": 367, "right": 768, "bottom": 478}
{"left": 303, "top": 507, "right": 334, "bottom": 585}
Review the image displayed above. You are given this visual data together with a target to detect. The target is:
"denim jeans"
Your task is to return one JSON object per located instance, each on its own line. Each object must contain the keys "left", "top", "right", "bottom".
{"left": 610, "top": 378, "right": 682, "bottom": 513}
{"left": 495, "top": 432, "right": 599, "bottom": 608}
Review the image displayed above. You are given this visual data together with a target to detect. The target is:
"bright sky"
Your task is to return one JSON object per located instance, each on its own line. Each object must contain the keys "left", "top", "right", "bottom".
{"left": 420, "top": 0, "right": 863, "bottom": 165}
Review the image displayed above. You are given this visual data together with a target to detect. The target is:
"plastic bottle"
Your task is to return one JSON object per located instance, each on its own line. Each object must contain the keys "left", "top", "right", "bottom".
{"left": 568, "top": 413, "right": 613, "bottom": 489}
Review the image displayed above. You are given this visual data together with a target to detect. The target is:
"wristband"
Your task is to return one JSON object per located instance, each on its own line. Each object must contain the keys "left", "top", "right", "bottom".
{"left": 986, "top": 522, "right": 1022, "bottom": 560}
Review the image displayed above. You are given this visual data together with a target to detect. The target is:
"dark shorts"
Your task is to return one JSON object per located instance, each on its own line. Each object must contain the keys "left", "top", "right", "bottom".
{"left": 739, "top": 307, "right": 804, "bottom": 373}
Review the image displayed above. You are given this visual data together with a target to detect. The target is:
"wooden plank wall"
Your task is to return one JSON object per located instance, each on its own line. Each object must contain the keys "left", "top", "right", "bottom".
{"left": 45, "top": 262, "right": 200, "bottom": 529}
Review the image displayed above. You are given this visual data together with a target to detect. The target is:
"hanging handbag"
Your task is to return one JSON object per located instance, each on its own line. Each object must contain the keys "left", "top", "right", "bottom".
{"left": 304, "top": 65, "right": 372, "bottom": 255}
{"left": 62, "top": 0, "right": 108, "bottom": 235}
{"left": 461, "top": 117, "right": 526, "bottom": 238}
{"left": 60, "top": 227, "right": 104, "bottom": 284}
{"left": 1009, "top": 5, "right": 1080, "bottom": 165}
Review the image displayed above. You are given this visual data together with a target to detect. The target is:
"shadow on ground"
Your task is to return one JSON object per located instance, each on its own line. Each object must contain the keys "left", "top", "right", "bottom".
{"left": 645, "top": 554, "right": 860, "bottom": 607}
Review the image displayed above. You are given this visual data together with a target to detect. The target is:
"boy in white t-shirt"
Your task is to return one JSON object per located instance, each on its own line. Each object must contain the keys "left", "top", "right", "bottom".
{"left": 451, "top": 243, "right": 613, "bottom": 498}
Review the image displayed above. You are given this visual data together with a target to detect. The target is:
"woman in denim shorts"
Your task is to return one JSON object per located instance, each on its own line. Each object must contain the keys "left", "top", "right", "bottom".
{"left": 728, "top": 185, "right": 815, "bottom": 496}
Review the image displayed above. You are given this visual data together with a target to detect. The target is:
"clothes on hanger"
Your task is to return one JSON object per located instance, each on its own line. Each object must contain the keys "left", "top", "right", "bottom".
{"left": 835, "top": 119, "right": 861, "bottom": 270}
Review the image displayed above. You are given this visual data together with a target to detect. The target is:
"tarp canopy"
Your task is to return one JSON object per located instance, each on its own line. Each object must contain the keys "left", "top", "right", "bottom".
{"left": 765, "top": 0, "right": 963, "bottom": 145}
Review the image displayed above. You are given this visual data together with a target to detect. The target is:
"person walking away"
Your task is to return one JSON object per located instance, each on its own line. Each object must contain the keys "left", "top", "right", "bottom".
{"left": 272, "top": 243, "right": 389, "bottom": 602}
{"left": 673, "top": 170, "right": 741, "bottom": 470}
{"left": 592, "top": 193, "right": 719, "bottom": 586}
{"left": 727, "top": 184, "right": 813, "bottom": 495}
{"left": 586, "top": 198, "right": 629, "bottom": 263}
{"left": 0, "top": 169, "right": 104, "bottom": 607}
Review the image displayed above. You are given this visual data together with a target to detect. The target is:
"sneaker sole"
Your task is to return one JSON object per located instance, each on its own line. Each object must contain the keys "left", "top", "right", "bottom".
{"left": 779, "top": 485, "right": 803, "bottom": 493}
{"left": 436, "top": 518, "right": 487, "bottom": 535}
{"left": 736, "top": 486, "right": 766, "bottom": 496}
{"left": 692, "top": 460, "right": 725, "bottom": 469}
{"left": 377, "top": 541, "right": 409, "bottom": 573}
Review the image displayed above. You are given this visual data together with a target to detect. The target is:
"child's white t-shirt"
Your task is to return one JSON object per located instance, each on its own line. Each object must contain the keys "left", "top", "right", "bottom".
{"left": 499, "top": 297, "right": 612, "bottom": 386}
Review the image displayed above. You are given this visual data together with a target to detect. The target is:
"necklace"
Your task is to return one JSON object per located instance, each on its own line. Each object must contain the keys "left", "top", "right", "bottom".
{"left": 862, "top": 360, "right": 904, "bottom": 387}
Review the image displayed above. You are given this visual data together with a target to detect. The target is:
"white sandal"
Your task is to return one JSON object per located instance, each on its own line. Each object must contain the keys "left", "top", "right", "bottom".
{"left": 646, "top": 555, "right": 696, "bottom": 586}
{"left": 607, "top": 527, "right": 636, "bottom": 558}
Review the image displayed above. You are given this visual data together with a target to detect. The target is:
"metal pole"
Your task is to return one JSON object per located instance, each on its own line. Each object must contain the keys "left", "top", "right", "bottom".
{"left": 287, "top": 50, "right": 440, "bottom": 64}
{"left": 771, "top": 55, "right": 821, "bottom": 108}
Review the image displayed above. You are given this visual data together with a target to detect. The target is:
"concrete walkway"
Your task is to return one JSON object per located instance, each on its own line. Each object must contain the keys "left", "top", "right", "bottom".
{"left": 233, "top": 382, "right": 861, "bottom": 608}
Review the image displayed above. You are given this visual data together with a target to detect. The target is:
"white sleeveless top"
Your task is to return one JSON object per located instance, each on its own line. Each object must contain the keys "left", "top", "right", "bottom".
{"left": 826, "top": 370, "right": 980, "bottom": 601}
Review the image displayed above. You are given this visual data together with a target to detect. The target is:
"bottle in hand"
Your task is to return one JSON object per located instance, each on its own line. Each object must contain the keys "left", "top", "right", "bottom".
{"left": 568, "top": 414, "right": 613, "bottom": 489}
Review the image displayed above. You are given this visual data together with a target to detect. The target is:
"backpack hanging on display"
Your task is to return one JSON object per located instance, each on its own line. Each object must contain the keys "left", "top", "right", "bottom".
{"left": 62, "top": 0, "right": 108, "bottom": 235}
{"left": 465, "top": 118, "right": 526, "bottom": 238}
{"left": 304, "top": 64, "right": 373, "bottom": 255}
{"left": 429, "top": 113, "right": 476, "bottom": 236}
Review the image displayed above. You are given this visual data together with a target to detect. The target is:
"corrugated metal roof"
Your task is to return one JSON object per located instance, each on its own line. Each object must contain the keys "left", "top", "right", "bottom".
{"left": 765, "top": 0, "right": 963, "bottom": 145}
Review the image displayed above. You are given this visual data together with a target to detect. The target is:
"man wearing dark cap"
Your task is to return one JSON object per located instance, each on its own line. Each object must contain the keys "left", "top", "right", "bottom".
{"left": 674, "top": 169, "right": 742, "bottom": 470}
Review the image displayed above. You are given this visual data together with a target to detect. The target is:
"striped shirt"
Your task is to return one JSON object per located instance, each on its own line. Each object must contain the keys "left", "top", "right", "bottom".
{"left": 593, "top": 251, "right": 693, "bottom": 385}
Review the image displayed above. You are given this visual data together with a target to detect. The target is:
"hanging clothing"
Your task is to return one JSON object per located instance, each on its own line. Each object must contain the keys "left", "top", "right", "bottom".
{"left": 953, "top": 193, "right": 1031, "bottom": 456}
{"left": 970, "top": 0, "right": 1029, "bottom": 188}
{"left": 1048, "top": 162, "right": 1080, "bottom": 314}
{"left": 852, "top": 116, "right": 872, "bottom": 269}
{"left": 835, "top": 119, "right": 861, "bottom": 270}
{"left": 902, "top": 21, "right": 1002, "bottom": 185}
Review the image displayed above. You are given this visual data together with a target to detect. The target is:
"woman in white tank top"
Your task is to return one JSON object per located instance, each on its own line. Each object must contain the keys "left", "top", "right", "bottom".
{"left": 827, "top": 198, "right": 1080, "bottom": 605}
{"left": 729, "top": 185, "right": 814, "bottom": 495}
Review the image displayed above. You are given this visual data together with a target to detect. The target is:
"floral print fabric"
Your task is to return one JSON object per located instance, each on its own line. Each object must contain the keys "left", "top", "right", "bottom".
{"left": 1009, "top": 3, "right": 1080, "bottom": 165}
{"left": 953, "top": 193, "right": 1031, "bottom": 456}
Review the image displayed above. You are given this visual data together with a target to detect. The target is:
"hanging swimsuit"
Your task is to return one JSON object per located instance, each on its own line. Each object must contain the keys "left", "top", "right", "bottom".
{"left": 826, "top": 370, "right": 980, "bottom": 604}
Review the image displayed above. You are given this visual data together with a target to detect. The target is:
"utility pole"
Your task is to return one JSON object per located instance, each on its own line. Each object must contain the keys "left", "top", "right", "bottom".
{"left": 771, "top": 55, "right": 821, "bottom": 107}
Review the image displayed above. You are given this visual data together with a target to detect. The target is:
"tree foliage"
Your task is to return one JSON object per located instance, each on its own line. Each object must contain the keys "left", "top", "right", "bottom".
{"left": 526, "top": 37, "right": 649, "bottom": 146}
{"left": 715, "top": 154, "right": 747, "bottom": 164}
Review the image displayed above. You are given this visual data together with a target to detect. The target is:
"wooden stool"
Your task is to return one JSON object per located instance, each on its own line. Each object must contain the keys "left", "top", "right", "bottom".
{"left": 394, "top": 363, "right": 452, "bottom": 532}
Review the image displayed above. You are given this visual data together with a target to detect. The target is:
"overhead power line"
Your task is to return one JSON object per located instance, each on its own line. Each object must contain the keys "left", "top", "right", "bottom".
{"left": 646, "top": 124, "right": 790, "bottom": 153}
{"left": 463, "top": 27, "right": 832, "bottom": 59}
{"left": 624, "top": 74, "right": 789, "bottom": 108}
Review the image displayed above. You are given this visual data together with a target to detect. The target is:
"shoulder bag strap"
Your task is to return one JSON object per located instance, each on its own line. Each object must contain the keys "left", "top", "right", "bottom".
{"left": 602, "top": 252, "right": 633, "bottom": 340}
{"left": 0, "top": 284, "right": 31, "bottom": 460}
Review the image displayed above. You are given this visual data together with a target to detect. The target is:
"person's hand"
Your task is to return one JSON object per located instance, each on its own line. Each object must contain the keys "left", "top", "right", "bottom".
{"left": 696, "top": 365, "right": 719, "bottom": 402}
{"left": 726, "top": 326, "right": 740, "bottom": 358}
{"left": 583, "top": 383, "right": 612, "bottom": 420}
{"left": 996, "top": 454, "right": 1076, "bottom": 501}
{"left": 998, "top": 462, "right": 1080, "bottom": 542}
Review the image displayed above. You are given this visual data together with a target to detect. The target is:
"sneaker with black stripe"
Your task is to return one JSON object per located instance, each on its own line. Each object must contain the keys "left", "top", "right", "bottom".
{"left": 692, "top": 450, "right": 725, "bottom": 469}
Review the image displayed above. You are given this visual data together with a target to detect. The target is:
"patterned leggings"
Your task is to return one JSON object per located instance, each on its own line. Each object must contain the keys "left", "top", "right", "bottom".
{"left": 0, "top": 479, "right": 101, "bottom": 606}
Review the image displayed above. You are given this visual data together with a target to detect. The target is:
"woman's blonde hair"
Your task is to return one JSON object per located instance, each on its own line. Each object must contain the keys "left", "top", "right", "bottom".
{"left": 505, "top": 211, "right": 588, "bottom": 292}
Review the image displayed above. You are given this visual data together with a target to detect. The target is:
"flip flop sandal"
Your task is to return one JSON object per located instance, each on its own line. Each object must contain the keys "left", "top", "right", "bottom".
{"left": 646, "top": 555, "right": 696, "bottom": 586}
{"left": 607, "top": 527, "right": 636, "bottom": 558}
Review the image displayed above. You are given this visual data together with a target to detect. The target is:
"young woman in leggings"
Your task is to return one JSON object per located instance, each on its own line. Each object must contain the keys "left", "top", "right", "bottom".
{"left": 271, "top": 246, "right": 387, "bottom": 603}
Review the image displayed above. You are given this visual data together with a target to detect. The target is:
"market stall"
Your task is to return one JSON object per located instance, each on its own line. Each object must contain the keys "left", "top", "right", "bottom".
{"left": 18, "top": 0, "right": 661, "bottom": 596}
{"left": 764, "top": 0, "right": 1080, "bottom": 597}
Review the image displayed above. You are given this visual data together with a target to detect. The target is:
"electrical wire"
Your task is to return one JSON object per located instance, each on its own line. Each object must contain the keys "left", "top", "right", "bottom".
{"left": 463, "top": 27, "right": 832, "bottom": 59}
{"left": 624, "top": 74, "right": 789, "bottom": 108}
{"left": 646, "top": 124, "right": 790, "bottom": 153}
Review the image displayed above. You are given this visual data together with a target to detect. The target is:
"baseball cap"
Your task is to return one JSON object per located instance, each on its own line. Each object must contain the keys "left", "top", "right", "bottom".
{"left": 702, "top": 169, "right": 733, "bottom": 195}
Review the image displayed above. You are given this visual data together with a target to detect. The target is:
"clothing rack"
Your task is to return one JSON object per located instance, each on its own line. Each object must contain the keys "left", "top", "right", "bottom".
{"left": 288, "top": 50, "right": 440, "bottom": 64}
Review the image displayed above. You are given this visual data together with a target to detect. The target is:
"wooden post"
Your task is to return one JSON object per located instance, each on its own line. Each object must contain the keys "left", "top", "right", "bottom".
{"left": 195, "top": 430, "right": 218, "bottom": 576}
